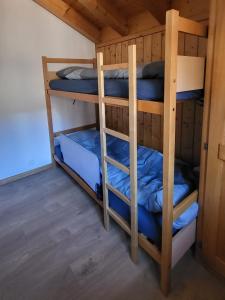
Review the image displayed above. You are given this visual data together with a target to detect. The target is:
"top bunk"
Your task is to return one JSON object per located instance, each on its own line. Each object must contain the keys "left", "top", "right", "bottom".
{"left": 42, "top": 10, "right": 208, "bottom": 116}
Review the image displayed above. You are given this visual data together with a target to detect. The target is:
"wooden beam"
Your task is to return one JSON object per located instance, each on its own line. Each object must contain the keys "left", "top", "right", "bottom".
{"left": 97, "top": 51, "right": 110, "bottom": 230}
{"left": 54, "top": 123, "right": 96, "bottom": 137}
{"left": 161, "top": 9, "right": 179, "bottom": 295}
{"left": 136, "top": 0, "right": 170, "bottom": 24}
{"left": 173, "top": 190, "right": 198, "bottom": 221}
{"left": 33, "top": 0, "right": 100, "bottom": 42}
{"left": 128, "top": 44, "right": 138, "bottom": 263}
{"left": 74, "top": 0, "right": 128, "bottom": 35}
{"left": 178, "top": 15, "right": 208, "bottom": 37}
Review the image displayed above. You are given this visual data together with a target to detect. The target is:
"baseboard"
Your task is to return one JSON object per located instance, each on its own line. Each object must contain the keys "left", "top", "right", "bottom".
{"left": 0, "top": 163, "right": 53, "bottom": 186}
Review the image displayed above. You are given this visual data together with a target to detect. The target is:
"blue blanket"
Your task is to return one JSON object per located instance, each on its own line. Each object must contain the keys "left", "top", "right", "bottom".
{"left": 66, "top": 130, "right": 196, "bottom": 213}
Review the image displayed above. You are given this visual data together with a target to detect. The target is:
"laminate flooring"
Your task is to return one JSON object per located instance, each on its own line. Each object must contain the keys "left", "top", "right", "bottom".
{"left": 0, "top": 167, "right": 224, "bottom": 300}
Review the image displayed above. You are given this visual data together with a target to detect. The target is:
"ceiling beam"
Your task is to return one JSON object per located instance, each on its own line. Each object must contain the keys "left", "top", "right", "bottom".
{"left": 74, "top": 0, "right": 128, "bottom": 36}
{"left": 33, "top": 0, "right": 101, "bottom": 42}
{"left": 137, "top": 0, "right": 170, "bottom": 24}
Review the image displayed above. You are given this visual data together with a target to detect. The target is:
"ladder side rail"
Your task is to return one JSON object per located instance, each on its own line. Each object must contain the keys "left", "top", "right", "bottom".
{"left": 161, "top": 10, "right": 179, "bottom": 295}
{"left": 97, "top": 52, "right": 110, "bottom": 230}
{"left": 128, "top": 45, "right": 138, "bottom": 263}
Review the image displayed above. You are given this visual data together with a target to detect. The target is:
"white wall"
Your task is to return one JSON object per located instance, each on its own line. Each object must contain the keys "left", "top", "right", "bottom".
{"left": 0, "top": 0, "right": 96, "bottom": 181}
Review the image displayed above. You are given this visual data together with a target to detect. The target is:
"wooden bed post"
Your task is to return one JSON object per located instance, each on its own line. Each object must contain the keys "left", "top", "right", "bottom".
{"left": 161, "top": 10, "right": 179, "bottom": 295}
{"left": 97, "top": 52, "right": 110, "bottom": 231}
{"left": 128, "top": 44, "right": 138, "bottom": 263}
{"left": 42, "top": 56, "right": 55, "bottom": 161}
{"left": 92, "top": 57, "right": 100, "bottom": 130}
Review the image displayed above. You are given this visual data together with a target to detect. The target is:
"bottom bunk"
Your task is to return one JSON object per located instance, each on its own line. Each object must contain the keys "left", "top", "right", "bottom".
{"left": 54, "top": 128, "right": 198, "bottom": 247}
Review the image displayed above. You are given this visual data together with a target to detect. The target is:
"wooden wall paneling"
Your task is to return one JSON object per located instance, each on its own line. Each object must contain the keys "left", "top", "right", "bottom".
{"left": 175, "top": 104, "right": 183, "bottom": 158}
{"left": 175, "top": 33, "right": 185, "bottom": 158}
{"left": 136, "top": 37, "right": 144, "bottom": 64}
{"left": 121, "top": 41, "right": 129, "bottom": 62}
{"left": 116, "top": 43, "right": 124, "bottom": 133}
{"left": 181, "top": 101, "right": 196, "bottom": 163}
{"left": 152, "top": 32, "right": 162, "bottom": 61}
{"left": 128, "top": 39, "right": 136, "bottom": 45}
{"left": 143, "top": 35, "right": 152, "bottom": 147}
{"left": 151, "top": 32, "right": 163, "bottom": 151}
{"left": 192, "top": 36, "right": 207, "bottom": 165}
{"left": 104, "top": 45, "right": 111, "bottom": 63}
{"left": 161, "top": 31, "right": 165, "bottom": 60}
{"left": 104, "top": 46, "right": 112, "bottom": 129}
{"left": 198, "top": 37, "right": 207, "bottom": 57}
{"left": 193, "top": 102, "right": 203, "bottom": 165}
{"left": 116, "top": 43, "right": 122, "bottom": 62}
{"left": 185, "top": 34, "right": 198, "bottom": 56}
{"left": 136, "top": 37, "right": 144, "bottom": 145}
{"left": 180, "top": 34, "right": 198, "bottom": 163}
{"left": 178, "top": 32, "right": 185, "bottom": 55}
{"left": 121, "top": 41, "right": 129, "bottom": 134}
{"left": 110, "top": 44, "right": 119, "bottom": 131}
{"left": 143, "top": 113, "right": 152, "bottom": 147}
{"left": 143, "top": 35, "right": 152, "bottom": 63}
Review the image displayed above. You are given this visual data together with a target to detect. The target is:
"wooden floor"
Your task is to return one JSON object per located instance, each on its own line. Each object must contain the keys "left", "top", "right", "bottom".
{"left": 0, "top": 167, "right": 225, "bottom": 300}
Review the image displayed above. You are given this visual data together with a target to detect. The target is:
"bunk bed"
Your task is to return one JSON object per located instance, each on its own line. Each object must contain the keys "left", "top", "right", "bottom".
{"left": 42, "top": 10, "right": 207, "bottom": 295}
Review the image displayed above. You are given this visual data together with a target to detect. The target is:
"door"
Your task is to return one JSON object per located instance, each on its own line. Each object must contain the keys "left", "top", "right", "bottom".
{"left": 202, "top": 0, "right": 225, "bottom": 277}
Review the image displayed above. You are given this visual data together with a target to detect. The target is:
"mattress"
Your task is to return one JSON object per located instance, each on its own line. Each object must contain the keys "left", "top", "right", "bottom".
{"left": 54, "top": 129, "right": 198, "bottom": 243}
{"left": 49, "top": 78, "right": 203, "bottom": 101}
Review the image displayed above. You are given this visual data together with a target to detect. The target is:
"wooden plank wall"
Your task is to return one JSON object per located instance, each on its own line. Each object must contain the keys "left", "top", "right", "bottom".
{"left": 96, "top": 30, "right": 207, "bottom": 166}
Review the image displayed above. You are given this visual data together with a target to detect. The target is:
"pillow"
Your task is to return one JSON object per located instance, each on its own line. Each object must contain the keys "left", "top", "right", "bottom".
{"left": 80, "top": 68, "right": 98, "bottom": 79}
{"left": 80, "top": 65, "right": 144, "bottom": 79}
{"left": 56, "top": 66, "right": 89, "bottom": 79}
{"left": 66, "top": 68, "right": 89, "bottom": 80}
{"left": 142, "top": 61, "right": 164, "bottom": 79}
{"left": 56, "top": 61, "right": 164, "bottom": 80}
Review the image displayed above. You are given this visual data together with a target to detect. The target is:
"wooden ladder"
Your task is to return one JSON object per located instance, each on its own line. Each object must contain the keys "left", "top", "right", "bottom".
{"left": 97, "top": 45, "right": 138, "bottom": 263}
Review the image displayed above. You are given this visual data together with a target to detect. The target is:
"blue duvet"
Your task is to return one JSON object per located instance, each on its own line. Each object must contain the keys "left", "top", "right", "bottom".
{"left": 66, "top": 129, "right": 198, "bottom": 215}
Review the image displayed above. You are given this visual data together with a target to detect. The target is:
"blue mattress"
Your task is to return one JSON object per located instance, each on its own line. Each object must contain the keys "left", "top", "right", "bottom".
{"left": 55, "top": 129, "right": 198, "bottom": 243}
{"left": 49, "top": 78, "right": 203, "bottom": 101}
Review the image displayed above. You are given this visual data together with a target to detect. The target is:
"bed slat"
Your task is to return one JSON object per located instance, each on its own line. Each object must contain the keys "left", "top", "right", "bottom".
{"left": 173, "top": 190, "right": 198, "bottom": 221}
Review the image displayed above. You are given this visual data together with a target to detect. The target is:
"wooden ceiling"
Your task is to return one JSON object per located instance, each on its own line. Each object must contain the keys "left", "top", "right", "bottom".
{"left": 34, "top": 0, "right": 171, "bottom": 43}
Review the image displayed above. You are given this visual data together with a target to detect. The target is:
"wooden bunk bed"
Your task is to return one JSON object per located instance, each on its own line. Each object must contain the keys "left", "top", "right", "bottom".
{"left": 42, "top": 10, "right": 207, "bottom": 295}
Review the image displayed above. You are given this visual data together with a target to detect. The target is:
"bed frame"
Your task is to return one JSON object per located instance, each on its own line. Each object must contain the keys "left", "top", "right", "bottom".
{"left": 42, "top": 10, "right": 207, "bottom": 295}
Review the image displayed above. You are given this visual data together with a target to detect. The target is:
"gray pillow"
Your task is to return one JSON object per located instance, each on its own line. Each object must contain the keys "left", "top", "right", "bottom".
{"left": 80, "top": 68, "right": 97, "bottom": 79}
{"left": 56, "top": 66, "right": 89, "bottom": 79}
{"left": 66, "top": 68, "right": 89, "bottom": 79}
{"left": 80, "top": 65, "right": 143, "bottom": 79}
{"left": 56, "top": 61, "right": 164, "bottom": 80}
{"left": 142, "top": 61, "right": 164, "bottom": 79}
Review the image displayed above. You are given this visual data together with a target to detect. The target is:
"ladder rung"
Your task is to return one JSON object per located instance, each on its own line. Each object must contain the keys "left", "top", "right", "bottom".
{"left": 104, "top": 156, "right": 129, "bottom": 174}
{"left": 103, "top": 97, "right": 128, "bottom": 107}
{"left": 106, "top": 183, "right": 130, "bottom": 206}
{"left": 103, "top": 128, "right": 129, "bottom": 142}
{"left": 108, "top": 207, "right": 131, "bottom": 234}
{"left": 101, "top": 63, "right": 128, "bottom": 71}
